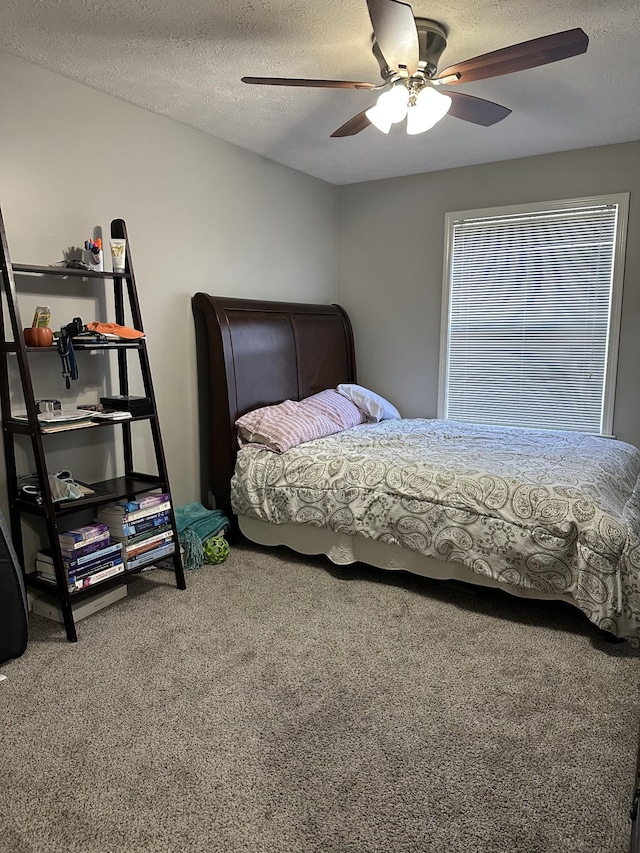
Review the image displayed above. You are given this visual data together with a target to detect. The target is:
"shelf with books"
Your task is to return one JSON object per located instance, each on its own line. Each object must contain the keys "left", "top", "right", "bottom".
{"left": 24, "top": 559, "right": 159, "bottom": 597}
{"left": 30, "top": 497, "right": 176, "bottom": 581}
{"left": 33, "top": 553, "right": 125, "bottom": 592}
{"left": 97, "top": 492, "right": 175, "bottom": 573}
{"left": 33, "top": 521, "right": 125, "bottom": 588}
{"left": 26, "top": 505, "right": 178, "bottom": 596}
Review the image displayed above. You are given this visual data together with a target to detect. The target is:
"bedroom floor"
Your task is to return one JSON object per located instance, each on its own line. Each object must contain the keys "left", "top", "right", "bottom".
{"left": 1, "top": 541, "right": 638, "bottom": 853}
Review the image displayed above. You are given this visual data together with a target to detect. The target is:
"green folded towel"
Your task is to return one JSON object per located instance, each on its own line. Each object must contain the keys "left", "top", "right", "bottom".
{"left": 174, "top": 503, "right": 230, "bottom": 571}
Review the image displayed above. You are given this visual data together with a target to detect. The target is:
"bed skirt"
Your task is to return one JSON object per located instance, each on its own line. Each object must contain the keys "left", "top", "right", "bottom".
{"left": 238, "top": 515, "right": 578, "bottom": 608}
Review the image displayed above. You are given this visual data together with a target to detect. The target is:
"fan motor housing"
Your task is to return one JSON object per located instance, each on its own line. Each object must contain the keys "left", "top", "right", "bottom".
{"left": 372, "top": 17, "right": 448, "bottom": 79}
{"left": 415, "top": 19, "right": 448, "bottom": 76}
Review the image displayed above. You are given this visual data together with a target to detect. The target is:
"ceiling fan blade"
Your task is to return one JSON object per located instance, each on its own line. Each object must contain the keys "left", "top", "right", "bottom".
{"left": 331, "top": 110, "right": 372, "bottom": 137}
{"left": 241, "top": 77, "right": 375, "bottom": 89}
{"left": 366, "top": 0, "right": 419, "bottom": 76}
{"left": 438, "top": 28, "right": 588, "bottom": 85}
{"left": 447, "top": 91, "right": 511, "bottom": 126}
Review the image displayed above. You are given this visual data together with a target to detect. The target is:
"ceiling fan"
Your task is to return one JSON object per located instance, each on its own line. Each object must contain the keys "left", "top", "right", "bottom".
{"left": 241, "top": 0, "right": 588, "bottom": 138}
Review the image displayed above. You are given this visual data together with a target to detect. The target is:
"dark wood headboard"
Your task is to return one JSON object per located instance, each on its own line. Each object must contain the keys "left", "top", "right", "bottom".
{"left": 192, "top": 294, "right": 357, "bottom": 517}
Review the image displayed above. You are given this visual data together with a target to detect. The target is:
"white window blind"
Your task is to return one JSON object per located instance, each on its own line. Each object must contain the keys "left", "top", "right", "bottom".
{"left": 441, "top": 197, "right": 628, "bottom": 434}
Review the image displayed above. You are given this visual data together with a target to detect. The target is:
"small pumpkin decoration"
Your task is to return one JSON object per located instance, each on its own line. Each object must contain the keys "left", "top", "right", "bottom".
{"left": 23, "top": 327, "right": 54, "bottom": 347}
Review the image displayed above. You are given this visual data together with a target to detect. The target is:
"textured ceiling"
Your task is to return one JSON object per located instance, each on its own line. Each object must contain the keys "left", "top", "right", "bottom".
{"left": 1, "top": 0, "right": 639, "bottom": 185}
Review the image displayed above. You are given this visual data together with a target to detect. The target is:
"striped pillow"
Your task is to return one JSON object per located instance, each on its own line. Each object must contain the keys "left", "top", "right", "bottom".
{"left": 236, "top": 390, "right": 365, "bottom": 453}
{"left": 302, "top": 389, "right": 366, "bottom": 430}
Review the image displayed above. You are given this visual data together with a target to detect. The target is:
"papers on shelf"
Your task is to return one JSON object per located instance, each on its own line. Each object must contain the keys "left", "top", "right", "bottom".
{"left": 13, "top": 413, "right": 99, "bottom": 433}
{"left": 38, "top": 409, "right": 93, "bottom": 424}
{"left": 40, "top": 421, "right": 99, "bottom": 433}
{"left": 13, "top": 408, "right": 131, "bottom": 429}
{"left": 90, "top": 410, "right": 132, "bottom": 421}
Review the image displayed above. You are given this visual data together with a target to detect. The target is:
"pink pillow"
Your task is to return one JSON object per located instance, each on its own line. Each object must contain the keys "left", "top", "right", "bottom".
{"left": 236, "top": 390, "right": 365, "bottom": 453}
{"left": 302, "top": 389, "right": 365, "bottom": 430}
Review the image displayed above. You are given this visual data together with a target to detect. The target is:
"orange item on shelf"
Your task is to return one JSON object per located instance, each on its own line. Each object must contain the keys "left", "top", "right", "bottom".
{"left": 85, "top": 322, "right": 144, "bottom": 340}
{"left": 23, "top": 327, "right": 54, "bottom": 347}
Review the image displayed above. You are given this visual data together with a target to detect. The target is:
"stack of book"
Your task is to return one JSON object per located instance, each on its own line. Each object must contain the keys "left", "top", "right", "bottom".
{"left": 35, "top": 522, "right": 124, "bottom": 591}
{"left": 96, "top": 493, "right": 175, "bottom": 571}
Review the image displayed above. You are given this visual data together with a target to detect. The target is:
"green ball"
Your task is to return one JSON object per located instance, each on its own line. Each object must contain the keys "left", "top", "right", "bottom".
{"left": 203, "top": 535, "right": 230, "bottom": 565}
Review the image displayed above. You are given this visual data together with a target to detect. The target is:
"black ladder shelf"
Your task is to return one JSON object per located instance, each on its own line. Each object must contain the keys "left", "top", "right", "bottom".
{"left": 0, "top": 208, "right": 186, "bottom": 642}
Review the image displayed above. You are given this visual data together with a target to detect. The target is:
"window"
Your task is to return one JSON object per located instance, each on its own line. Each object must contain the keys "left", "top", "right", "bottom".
{"left": 439, "top": 194, "right": 629, "bottom": 435}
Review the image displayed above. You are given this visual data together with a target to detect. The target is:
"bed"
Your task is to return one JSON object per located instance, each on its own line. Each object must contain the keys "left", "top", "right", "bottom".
{"left": 192, "top": 293, "right": 640, "bottom": 640}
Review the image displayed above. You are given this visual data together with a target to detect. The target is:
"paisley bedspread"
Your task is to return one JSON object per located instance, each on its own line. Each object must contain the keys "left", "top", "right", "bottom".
{"left": 231, "top": 419, "right": 640, "bottom": 638}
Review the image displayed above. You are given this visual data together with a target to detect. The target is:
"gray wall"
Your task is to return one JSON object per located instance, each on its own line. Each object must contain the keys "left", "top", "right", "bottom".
{"left": 336, "top": 141, "right": 640, "bottom": 448}
{"left": 0, "top": 51, "right": 337, "bottom": 519}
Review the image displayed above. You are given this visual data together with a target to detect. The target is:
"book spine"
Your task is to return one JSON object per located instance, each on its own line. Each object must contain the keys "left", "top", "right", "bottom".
{"left": 60, "top": 534, "right": 111, "bottom": 560}
{"left": 123, "top": 524, "right": 171, "bottom": 548}
{"left": 58, "top": 522, "right": 109, "bottom": 546}
{"left": 108, "top": 515, "right": 171, "bottom": 542}
{"left": 37, "top": 537, "right": 112, "bottom": 564}
{"left": 98, "top": 493, "right": 170, "bottom": 516}
{"left": 38, "top": 556, "right": 124, "bottom": 583}
{"left": 121, "top": 501, "right": 171, "bottom": 524}
{"left": 70, "top": 563, "right": 126, "bottom": 590}
{"left": 126, "top": 542, "right": 175, "bottom": 571}
{"left": 99, "top": 501, "right": 171, "bottom": 526}
{"left": 121, "top": 511, "right": 171, "bottom": 538}
{"left": 125, "top": 530, "right": 173, "bottom": 557}
{"left": 68, "top": 557, "right": 123, "bottom": 582}
{"left": 122, "top": 493, "right": 170, "bottom": 513}
{"left": 64, "top": 542, "right": 122, "bottom": 570}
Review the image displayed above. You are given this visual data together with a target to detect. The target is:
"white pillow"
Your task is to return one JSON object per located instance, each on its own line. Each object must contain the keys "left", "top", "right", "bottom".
{"left": 336, "top": 384, "right": 401, "bottom": 422}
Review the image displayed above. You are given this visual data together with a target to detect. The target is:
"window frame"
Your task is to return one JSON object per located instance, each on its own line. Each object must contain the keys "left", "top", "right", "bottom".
{"left": 438, "top": 193, "right": 630, "bottom": 436}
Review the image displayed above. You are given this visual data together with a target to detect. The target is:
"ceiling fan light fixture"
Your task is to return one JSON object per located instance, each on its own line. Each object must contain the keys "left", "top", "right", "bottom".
{"left": 366, "top": 82, "right": 409, "bottom": 132}
{"left": 406, "top": 86, "right": 451, "bottom": 135}
{"left": 365, "top": 103, "right": 393, "bottom": 133}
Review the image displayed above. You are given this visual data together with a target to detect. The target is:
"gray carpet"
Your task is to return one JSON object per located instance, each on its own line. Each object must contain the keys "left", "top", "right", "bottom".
{"left": 1, "top": 541, "right": 639, "bottom": 853}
